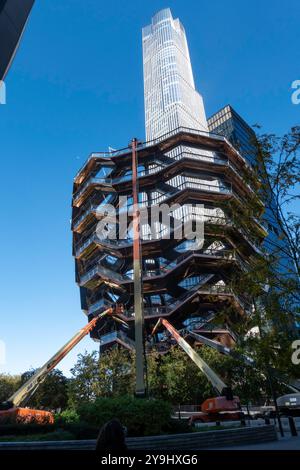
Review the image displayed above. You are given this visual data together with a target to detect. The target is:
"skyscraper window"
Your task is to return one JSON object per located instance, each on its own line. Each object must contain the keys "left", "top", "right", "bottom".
{"left": 142, "top": 8, "right": 208, "bottom": 141}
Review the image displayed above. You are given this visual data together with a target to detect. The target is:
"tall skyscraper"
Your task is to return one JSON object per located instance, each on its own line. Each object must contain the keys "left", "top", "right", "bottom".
{"left": 142, "top": 8, "right": 208, "bottom": 141}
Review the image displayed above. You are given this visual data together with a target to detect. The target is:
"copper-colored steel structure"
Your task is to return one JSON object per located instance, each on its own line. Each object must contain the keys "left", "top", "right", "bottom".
{"left": 71, "top": 127, "right": 266, "bottom": 354}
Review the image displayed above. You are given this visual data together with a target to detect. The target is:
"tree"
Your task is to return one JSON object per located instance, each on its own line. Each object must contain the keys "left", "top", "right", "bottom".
{"left": 148, "top": 346, "right": 212, "bottom": 404}
{"left": 147, "top": 345, "right": 265, "bottom": 405}
{"left": 97, "top": 347, "right": 134, "bottom": 397}
{"left": 255, "top": 126, "right": 300, "bottom": 279}
{"left": 20, "top": 369, "right": 68, "bottom": 410}
{"left": 206, "top": 126, "right": 300, "bottom": 386}
{"left": 68, "top": 350, "right": 99, "bottom": 407}
{"left": 0, "top": 373, "right": 21, "bottom": 403}
{"left": 57, "top": 340, "right": 268, "bottom": 408}
{"left": 217, "top": 126, "right": 300, "bottom": 395}
{"left": 68, "top": 348, "right": 135, "bottom": 407}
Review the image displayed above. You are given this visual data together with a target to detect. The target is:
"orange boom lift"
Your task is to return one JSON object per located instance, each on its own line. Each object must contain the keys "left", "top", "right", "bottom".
{"left": 0, "top": 305, "right": 124, "bottom": 424}
{"left": 151, "top": 318, "right": 242, "bottom": 423}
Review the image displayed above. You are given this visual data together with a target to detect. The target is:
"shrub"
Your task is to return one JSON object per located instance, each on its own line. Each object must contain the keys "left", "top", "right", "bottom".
{"left": 76, "top": 396, "right": 172, "bottom": 436}
{"left": 55, "top": 408, "right": 80, "bottom": 425}
{"left": 63, "top": 422, "right": 99, "bottom": 439}
{"left": 163, "top": 418, "right": 191, "bottom": 434}
{"left": 0, "top": 431, "right": 75, "bottom": 442}
{"left": 0, "top": 423, "right": 55, "bottom": 436}
{"left": 37, "top": 431, "right": 75, "bottom": 441}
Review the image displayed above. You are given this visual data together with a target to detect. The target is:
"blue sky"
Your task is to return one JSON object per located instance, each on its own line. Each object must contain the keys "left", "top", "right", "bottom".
{"left": 0, "top": 0, "right": 299, "bottom": 376}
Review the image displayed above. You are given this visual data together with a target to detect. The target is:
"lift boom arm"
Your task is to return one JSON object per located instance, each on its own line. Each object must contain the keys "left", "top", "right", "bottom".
{"left": 5, "top": 307, "right": 116, "bottom": 408}
{"left": 187, "top": 331, "right": 254, "bottom": 366}
{"left": 152, "top": 318, "right": 229, "bottom": 396}
{"left": 188, "top": 330, "right": 300, "bottom": 394}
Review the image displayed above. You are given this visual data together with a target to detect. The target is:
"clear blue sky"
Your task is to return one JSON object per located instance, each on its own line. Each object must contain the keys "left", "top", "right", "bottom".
{"left": 0, "top": 0, "right": 299, "bottom": 377}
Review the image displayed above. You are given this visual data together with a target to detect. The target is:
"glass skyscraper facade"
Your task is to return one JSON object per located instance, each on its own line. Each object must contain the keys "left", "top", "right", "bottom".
{"left": 208, "top": 105, "right": 299, "bottom": 334}
{"left": 142, "top": 8, "right": 208, "bottom": 141}
{"left": 207, "top": 105, "right": 257, "bottom": 166}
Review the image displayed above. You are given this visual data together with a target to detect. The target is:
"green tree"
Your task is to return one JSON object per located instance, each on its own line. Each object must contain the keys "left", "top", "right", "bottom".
{"left": 207, "top": 127, "right": 300, "bottom": 382}
{"left": 219, "top": 126, "right": 300, "bottom": 394}
{"left": 97, "top": 347, "right": 134, "bottom": 397}
{"left": 255, "top": 126, "right": 300, "bottom": 279}
{"left": 148, "top": 345, "right": 265, "bottom": 405}
{"left": 68, "top": 350, "right": 99, "bottom": 407}
{"left": 20, "top": 369, "right": 68, "bottom": 410}
{"left": 148, "top": 346, "right": 211, "bottom": 404}
{"left": 0, "top": 373, "right": 21, "bottom": 403}
{"left": 68, "top": 348, "right": 135, "bottom": 406}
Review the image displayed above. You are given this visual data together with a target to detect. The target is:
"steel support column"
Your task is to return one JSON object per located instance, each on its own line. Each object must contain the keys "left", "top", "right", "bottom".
{"left": 131, "top": 138, "right": 146, "bottom": 397}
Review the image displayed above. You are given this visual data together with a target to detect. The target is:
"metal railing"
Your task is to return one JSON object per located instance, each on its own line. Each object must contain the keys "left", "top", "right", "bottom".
{"left": 73, "top": 177, "right": 112, "bottom": 204}
{"left": 75, "top": 233, "right": 98, "bottom": 257}
{"left": 74, "top": 174, "right": 233, "bottom": 210}
{"left": 80, "top": 247, "right": 238, "bottom": 286}
{"left": 74, "top": 207, "right": 262, "bottom": 258}
{"left": 74, "top": 126, "right": 251, "bottom": 182}
{"left": 73, "top": 203, "right": 101, "bottom": 230}
{"left": 74, "top": 213, "right": 232, "bottom": 257}
{"left": 73, "top": 149, "right": 258, "bottom": 211}
{"left": 142, "top": 249, "right": 237, "bottom": 279}
{"left": 75, "top": 232, "right": 131, "bottom": 257}
{"left": 123, "top": 280, "right": 251, "bottom": 320}
{"left": 99, "top": 331, "right": 135, "bottom": 349}
{"left": 79, "top": 263, "right": 128, "bottom": 286}
{"left": 88, "top": 298, "right": 107, "bottom": 315}
{"left": 184, "top": 312, "right": 216, "bottom": 330}
{"left": 126, "top": 305, "right": 171, "bottom": 319}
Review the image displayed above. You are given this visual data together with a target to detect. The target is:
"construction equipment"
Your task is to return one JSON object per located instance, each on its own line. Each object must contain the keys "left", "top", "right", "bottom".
{"left": 187, "top": 329, "right": 300, "bottom": 414}
{"left": 0, "top": 305, "right": 124, "bottom": 424}
{"left": 151, "top": 318, "right": 242, "bottom": 423}
{"left": 154, "top": 323, "right": 300, "bottom": 420}
{"left": 276, "top": 393, "right": 300, "bottom": 416}
{"left": 187, "top": 330, "right": 255, "bottom": 366}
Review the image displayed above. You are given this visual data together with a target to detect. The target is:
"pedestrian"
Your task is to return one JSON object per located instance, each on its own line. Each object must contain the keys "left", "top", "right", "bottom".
{"left": 95, "top": 418, "right": 127, "bottom": 455}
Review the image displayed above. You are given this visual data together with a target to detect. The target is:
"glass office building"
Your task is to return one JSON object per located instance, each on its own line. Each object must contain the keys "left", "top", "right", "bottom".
{"left": 208, "top": 105, "right": 299, "bottom": 333}
{"left": 207, "top": 105, "right": 257, "bottom": 166}
{"left": 142, "top": 8, "right": 208, "bottom": 141}
{"left": 207, "top": 104, "right": 289, "bottom": 245}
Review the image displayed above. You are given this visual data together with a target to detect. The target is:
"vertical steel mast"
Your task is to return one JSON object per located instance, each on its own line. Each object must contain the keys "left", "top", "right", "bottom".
{"left": 131, "top": 138, "right": 146, "bottom": 396}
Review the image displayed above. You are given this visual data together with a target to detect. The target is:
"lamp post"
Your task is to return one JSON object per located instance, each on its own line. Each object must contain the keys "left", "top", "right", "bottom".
{"left": 254, "top": 295, "right": 284, "bottom": 438}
